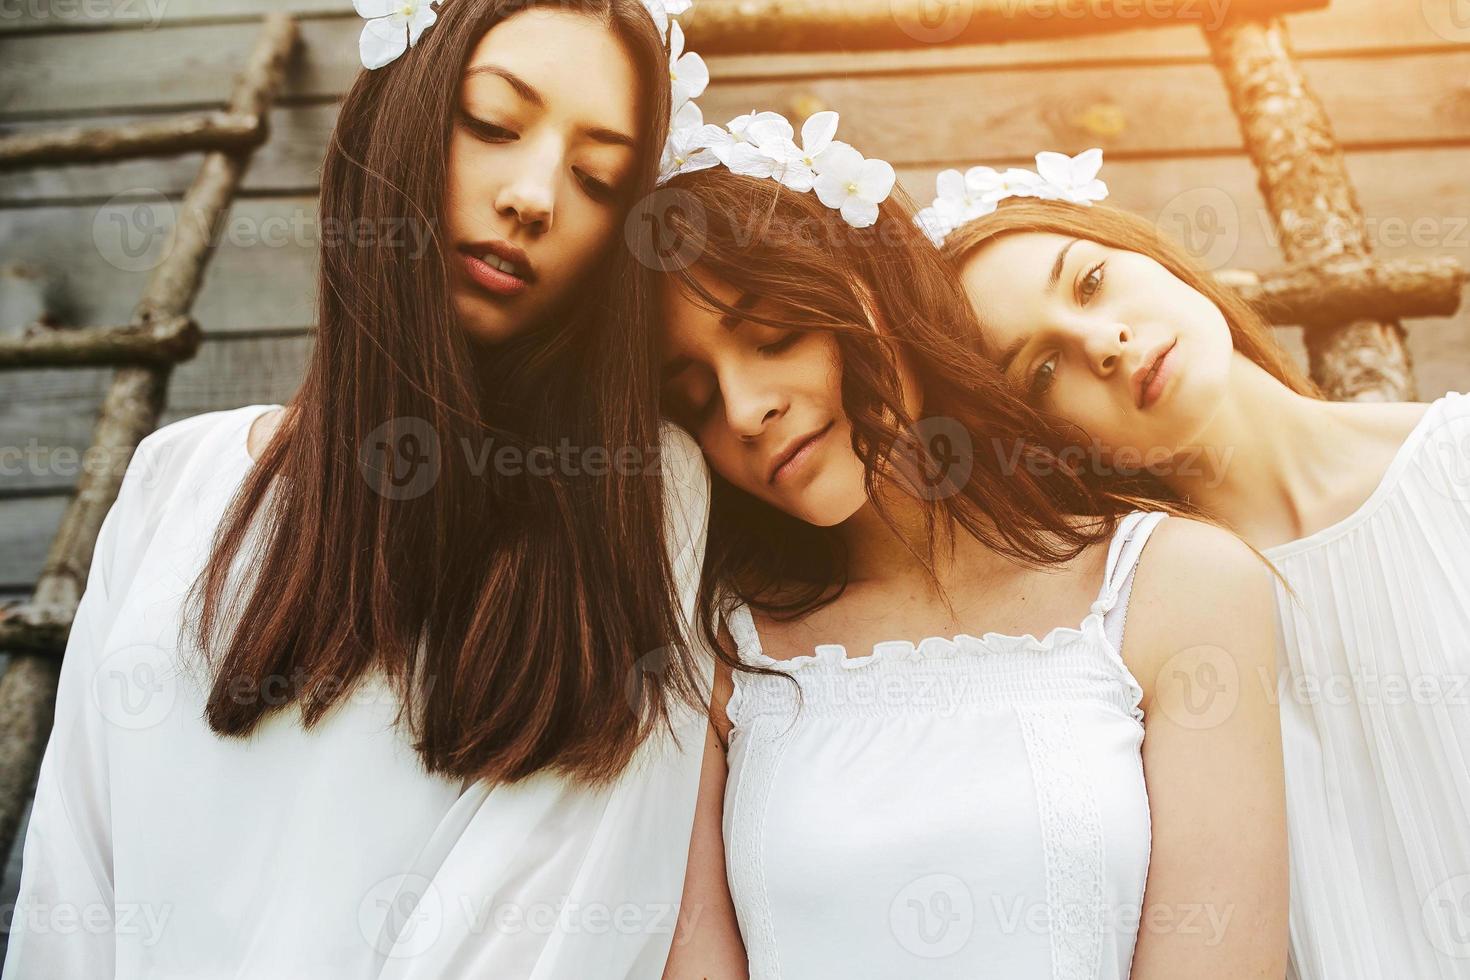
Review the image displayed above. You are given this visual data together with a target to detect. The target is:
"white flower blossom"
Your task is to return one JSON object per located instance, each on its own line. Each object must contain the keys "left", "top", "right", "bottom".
{"left": 355, "top": 0, "right": 438, "bottom": 71}
{"left": 668, "top": 22, "right": 708, "bottom": 110}
{"left": 640, "top": 0, "right": 691, "bottom": 40}
{"left": 1034, "top": 148, "right": 1107, "bottom": 204}
{"left": 749, "top": 110, "right": 845, "bottom": 194}
{"left": 660, "top": 101, "right": 720, "bottom": 182}
{"left": 812, "top": 142, "right": 896, "bottom": 229}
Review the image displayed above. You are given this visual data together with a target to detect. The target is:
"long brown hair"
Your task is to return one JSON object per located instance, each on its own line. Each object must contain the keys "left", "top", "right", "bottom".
{"left": 186, "top": 0, "right": 703, "bottom": 786}
{"left": 658, "top": 169, "right": 1172, "bottom": 665}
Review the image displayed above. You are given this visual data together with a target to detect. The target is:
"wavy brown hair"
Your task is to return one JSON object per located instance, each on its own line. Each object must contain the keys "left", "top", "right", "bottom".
{"left": 185, "top": 0, "right": 704, "bottom": 786}
{"left": 657, "top": 169, "right": 1180, "bottom": 664}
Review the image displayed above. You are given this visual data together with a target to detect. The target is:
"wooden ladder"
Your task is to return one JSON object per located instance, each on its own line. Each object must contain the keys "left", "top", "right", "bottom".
{"left": 0, "top": 14, "right": 297, "bottom": 863}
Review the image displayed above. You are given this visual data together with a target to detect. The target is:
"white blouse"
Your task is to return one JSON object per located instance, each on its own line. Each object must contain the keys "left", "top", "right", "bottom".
{"left": 721, "top": 510, "right": 1167, "bottom": 979}
{"left": 3, "top": 404, "right": 714, "bottom": 980}
{"left": 1264, "top": 390, "right": 1470, "bottom": 980}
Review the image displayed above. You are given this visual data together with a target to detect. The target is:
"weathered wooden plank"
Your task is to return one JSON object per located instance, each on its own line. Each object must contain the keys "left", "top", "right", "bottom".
{"left": 0, "top": 332, "right": 310, "bottom": 494}
{"left": 0, "top": 496, "right": 67, "bottom": 588}
{"left": 4, "top": 144, "right": 1468, "bottom": 341}
{"left": 0, "top": 0, "right": 346, "bottom": 34}
{"left": 0, "top": 0, "right": 1461, "bottom": 118}
{"left": 7, "top": 46, "right": 1470, "bottom": 203}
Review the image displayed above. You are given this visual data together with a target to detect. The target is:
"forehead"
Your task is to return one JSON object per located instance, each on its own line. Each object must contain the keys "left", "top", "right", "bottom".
{"left": 959, "top": 230, "right": 1075, "bottom": 343}
{"left": 659, "top": 268, "right": 742, "bottom": 349}
{"left": 463, "top": 9, "right": 640, "bottom": 135}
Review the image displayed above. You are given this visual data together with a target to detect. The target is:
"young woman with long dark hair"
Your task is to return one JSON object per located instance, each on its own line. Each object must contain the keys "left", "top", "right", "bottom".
{"left": 939, "top": 164, "right": 1470, "bottom": 979}
{"left": 654, "top": 117, "right": 1288, "bottom": 978}
{"left": 5, "top": 2, "right": 716, "bottom": 976}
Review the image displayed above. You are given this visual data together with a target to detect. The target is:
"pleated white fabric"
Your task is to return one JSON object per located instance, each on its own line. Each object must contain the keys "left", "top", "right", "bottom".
{"left": 721, "top": 511, "right": 1167, "bottom": 979}
{"left": 2, "top": 405, "right": 714, "bottom": 980}
{"left": 1265, "top": 390, "right": 1470, "bottom": 980}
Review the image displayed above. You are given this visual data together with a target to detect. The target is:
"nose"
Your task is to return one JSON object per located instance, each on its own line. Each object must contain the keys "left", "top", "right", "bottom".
{"left": 720, "top": 363, "right": 787, "bottom": 440}
{"left": 1083, "top": 323, "right": 1130, "bottom": 375}
{"left": 494, "top": 143, "right": 558, "bottom": 234}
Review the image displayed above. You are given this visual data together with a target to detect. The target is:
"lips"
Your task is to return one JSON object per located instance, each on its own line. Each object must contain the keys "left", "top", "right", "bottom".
{"left": 458, "top": 238, "right": 535, "bottom": 298}
{"left": 768, "top": 421, "right": 834, "bottom": 485}
{"left": 1132, "top": 338, "right": 1177, "bottom": 410}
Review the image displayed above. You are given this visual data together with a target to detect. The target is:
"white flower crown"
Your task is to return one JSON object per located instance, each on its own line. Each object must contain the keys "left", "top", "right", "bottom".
{"left": 353, "top": 0, "right": 895, "bottom": 228}
{"left": 914, "top": 148, "right": 1109, "bottom": 247}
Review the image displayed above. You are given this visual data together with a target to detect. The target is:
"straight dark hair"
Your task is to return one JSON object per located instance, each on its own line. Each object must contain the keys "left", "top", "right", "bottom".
{"left": 186, "top": 0, "right": 705, "bottom": 785}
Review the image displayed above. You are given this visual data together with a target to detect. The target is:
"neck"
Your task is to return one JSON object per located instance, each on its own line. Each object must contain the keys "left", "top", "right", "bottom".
{"left": 1159, "top": 355, "right": 1350, "bottom": 544}
{"left": 838, "top": 476, "right": 996, "bottom": 592}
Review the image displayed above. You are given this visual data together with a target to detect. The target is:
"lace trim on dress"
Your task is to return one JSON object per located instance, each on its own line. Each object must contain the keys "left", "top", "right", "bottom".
{"left": 1018, "top": 704, "right": 1107, "bottom": 980}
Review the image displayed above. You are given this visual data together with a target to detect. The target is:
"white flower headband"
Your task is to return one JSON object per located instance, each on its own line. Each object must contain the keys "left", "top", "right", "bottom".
{"left": 914, "top": 148, "right": 1109, "bottom": 247}
{"left": 353, "top": 0, "right": 893, "bottom": 229}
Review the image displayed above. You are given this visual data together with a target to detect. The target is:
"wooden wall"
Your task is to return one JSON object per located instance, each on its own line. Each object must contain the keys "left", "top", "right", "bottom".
{"left": 1, "top": 0, "right": 1468, "bottom": 594}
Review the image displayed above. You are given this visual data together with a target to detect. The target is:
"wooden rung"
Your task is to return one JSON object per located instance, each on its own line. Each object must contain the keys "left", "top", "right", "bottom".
{"left": 0, "top": 315, "right": 200, "bottom": 369}
{"left": 684, "top": 0, "right": 1328, "bottom": 54}
{"left": 1221, "top": 255, "right": 1467, "bottom": 327}
{"left": 0, "top": 112, "right": 266, "bottom": 173}
{"left": 0, "top": 606, "right": 69, "bottom": 657}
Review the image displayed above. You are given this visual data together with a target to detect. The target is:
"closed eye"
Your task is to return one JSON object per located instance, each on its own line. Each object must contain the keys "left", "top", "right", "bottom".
{"left": 459, "top": 111, "right": 516, "bottom": 143}
{"left": 758, "top": 331, "right": 801, "bottom": 355}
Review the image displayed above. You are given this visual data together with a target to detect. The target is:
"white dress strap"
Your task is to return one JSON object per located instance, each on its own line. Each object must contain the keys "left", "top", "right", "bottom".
{"left": 1091, "top": 511, "right": 1168, "bottom": 655}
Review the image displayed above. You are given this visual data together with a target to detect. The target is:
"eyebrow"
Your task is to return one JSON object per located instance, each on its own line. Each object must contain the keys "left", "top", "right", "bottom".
{"left": 660, "top": 291, "right": 762, "bottom": 382}
{"left": 997, "top": 336, "right": 1027, "bottom": 375}
{"left": 1049, "top": 238, "right": 1079, "bottom": 293}
{"left": 462, "top": 64, "right": 636, "bottom": 148}
{"left": 718, "top": 291, "right": 761, "bottom": 329}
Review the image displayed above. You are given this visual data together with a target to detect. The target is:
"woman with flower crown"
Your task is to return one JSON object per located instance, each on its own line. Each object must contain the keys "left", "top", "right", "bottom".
{"left": 925, "top": 153, "right": 1470, "bottom": 980}
{"left": 653, "top": 109, "right": 1289, "bottom": 977}
{"left": 3, "top": 2, "right": 723, "bottom": 976}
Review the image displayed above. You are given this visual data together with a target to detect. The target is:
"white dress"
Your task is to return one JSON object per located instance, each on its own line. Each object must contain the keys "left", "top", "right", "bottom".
{"left": 1264, "top": 390, "right": 1470, "bottom": 980}
{"left": 2, "top": 404, "right": 714, "bottom": 980}
{"left": 722, "top": 510, "right": 1167, "bottom": 979}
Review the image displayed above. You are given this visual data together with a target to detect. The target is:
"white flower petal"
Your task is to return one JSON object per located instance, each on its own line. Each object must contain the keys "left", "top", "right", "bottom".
{"left": 855, "top": 158, "right": 896, "bottom": 204}
{"left": 1070, "top": 147, "right": 1104, "bottom": 182}
{"left": 671, "top": 99, "right": 703, "bottom": 133}
{"left": 406, "top": 4, "right": 437, "bottom": 45}
{"left": 664, "top": 0, "right": 692, "bottom": 14}
{"left": 800, "top": 111, "right": 840, "bottom": 154}
{"left": 354, "top": 0, "right": 397, "bottom": 18}
{"left": 726, "top": 142, "right": 781, "bottom": 179}
{"left": 669, "top": 19, "right": 686, "bottom": 59}
{"left": 774, "top": 162, "right": 817, "bottom": 193}
{"left": 1034, "top": 151, "right": 1072, "bottom": 187}
{"left": 359, "top": 17, "right": 409, "bottom": 70}
{"left": 811, "top": 141, "right": 862, "bottom": 180}
{"left": 840, "top": 196, "right": 879, "bottom": 229}
{"left": 813, "top": 170, "right": 850, "bottom": 210}
{"left": 935, "top": 168, "right": 966, "bottom": 201}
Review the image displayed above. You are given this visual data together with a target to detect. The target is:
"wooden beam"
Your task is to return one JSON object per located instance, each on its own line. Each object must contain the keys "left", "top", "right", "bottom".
{"left": 1222, "top": 255, "right": 1467, "bottom": 327}
{"left": 1206, "top": 15, "right": 1416, "bottom": 401}
{"left": 683, "top": 0, "right": 1328, "bottom": 54}
{"left": 0, "top": 12, "right": 298, "bottom": 871}
{"left": 0, "top": 315, "right": 200, "bottom": 369}
{"left": 0, "top": 112, "right": 265, "bottom": 172}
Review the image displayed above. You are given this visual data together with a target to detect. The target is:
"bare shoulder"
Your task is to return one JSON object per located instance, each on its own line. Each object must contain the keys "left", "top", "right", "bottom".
{"left": 246, "top": 406, "right": 290, "bottom": 462}
{"left": 1124, "top": 516, "right": 1278, "bottom": 698}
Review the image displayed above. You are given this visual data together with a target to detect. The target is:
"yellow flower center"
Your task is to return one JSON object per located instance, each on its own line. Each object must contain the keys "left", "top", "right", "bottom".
{"left": 846, "top": 181, "right": 859, "bottom": 195}
{"left": 399, "top": 2, "right": 414, "bottom": 15}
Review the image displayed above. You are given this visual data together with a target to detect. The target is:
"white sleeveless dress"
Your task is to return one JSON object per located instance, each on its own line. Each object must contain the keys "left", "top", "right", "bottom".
{"left": 1263, "top": 390, "right": 1470, "bottom": 980}
{"left": 721, "top": 510, "right": 1167, "bottom": 979}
